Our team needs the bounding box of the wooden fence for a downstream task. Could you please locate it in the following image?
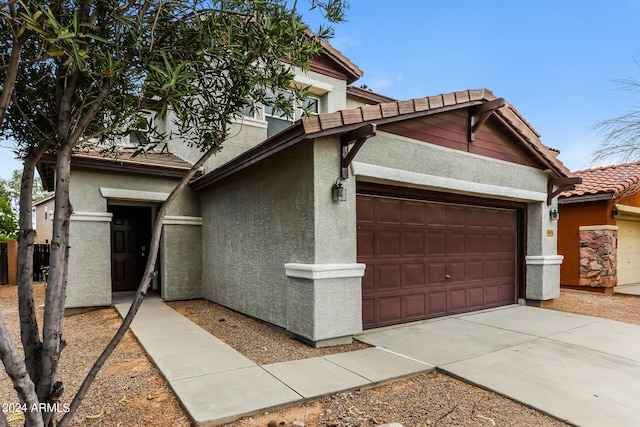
[0,243,7,285]
[0,242,51,284]
[33,244,50,282]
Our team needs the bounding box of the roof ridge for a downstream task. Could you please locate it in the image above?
[573,160,640,174]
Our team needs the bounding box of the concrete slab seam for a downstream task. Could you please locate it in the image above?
[258,366,305,400]
[374,347,437,368]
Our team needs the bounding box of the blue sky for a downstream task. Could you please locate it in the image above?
[2,1,640,180]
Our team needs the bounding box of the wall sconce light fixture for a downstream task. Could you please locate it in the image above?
[332,178,346,202]
[612,208,620,218]
[549,208,559,221]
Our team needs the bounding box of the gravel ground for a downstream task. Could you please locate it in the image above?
[1,285,639,426]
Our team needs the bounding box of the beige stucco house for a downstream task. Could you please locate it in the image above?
[32,194,55,245]
[37,43,578,346]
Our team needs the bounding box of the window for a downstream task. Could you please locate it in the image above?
[264,91,321,137]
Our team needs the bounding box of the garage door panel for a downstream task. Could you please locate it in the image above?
[404,263,425,287]
[448,288,467,311]
[403,232,425,256]
[358,194,518,329]
[377,296,402,323]
[428,292,448,316]
[378,232,401,256]
[361,268,374,291]
[468,260,483,280]
[357,230,375,257]
[404,293,426,319]
[377,198,402,223]
[447,261,466,282]
[617,219,640,285]
[356,196,375,223]
[447,233,466,255]
[377,264,402,290]
[467,286,484,309]
[485,284,500,305]
[484,259,500,279]
[362,299,375,326]
[427,233,446,254]
[428,263,446,284]
[467,234,484,254]
[427,203,447,226]
[403,201,426,225]
[447,205,467,227]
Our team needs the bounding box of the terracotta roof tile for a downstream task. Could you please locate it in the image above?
[560,161,640,198]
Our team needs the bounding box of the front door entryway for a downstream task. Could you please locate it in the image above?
[109,205,152,292]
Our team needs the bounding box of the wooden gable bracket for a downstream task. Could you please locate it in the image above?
[468,98,506,142]
[547,177,582,205]
[341,122,377,179]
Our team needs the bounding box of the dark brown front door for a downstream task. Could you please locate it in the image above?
[358,194,518,329]
[110,205,151,292]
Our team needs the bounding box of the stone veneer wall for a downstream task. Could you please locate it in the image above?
[579,226,618,288]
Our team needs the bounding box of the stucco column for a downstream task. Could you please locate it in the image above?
[526,201,563,301]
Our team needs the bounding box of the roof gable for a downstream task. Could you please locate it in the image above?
[560,161,640,200]
[301,89,571,177]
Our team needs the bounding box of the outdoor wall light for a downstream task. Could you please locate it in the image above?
[549,208,559,221]
[612,208,620,218]
[332,178,346,202]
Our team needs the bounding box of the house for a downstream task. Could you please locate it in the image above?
[37,43,578,346]
[32,193,55,244]
[558,162,640,293]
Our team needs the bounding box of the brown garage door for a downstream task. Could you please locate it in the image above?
[357,194,517,329]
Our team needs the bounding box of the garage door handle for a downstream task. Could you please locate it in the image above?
[445,274,451,279]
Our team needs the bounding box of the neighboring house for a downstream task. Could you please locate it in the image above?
[37,44,579,346]
[33,193,55,244]
[558,162,640,293]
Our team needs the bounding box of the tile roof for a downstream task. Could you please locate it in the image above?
[73,147,194,170]
[560,161,640,199]
[301,89,572,177]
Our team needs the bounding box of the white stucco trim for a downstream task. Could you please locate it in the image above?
[163,215,203,226]
[615,204,640,217]
[100,187,170,202]
[525,255,564,265]
[293,75,333,94]
[351,161,547,202]
[284,263,366,280]
[579,225,618,231]
[71,212,113,222]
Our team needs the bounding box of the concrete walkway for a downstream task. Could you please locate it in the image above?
[115,301,640,427]
[114,301,432,426]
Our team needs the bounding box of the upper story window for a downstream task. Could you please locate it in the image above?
[264,90,320,137]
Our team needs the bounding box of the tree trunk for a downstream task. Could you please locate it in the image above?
[17,144,48,390]
[0,312,43,427]
[36,143,73,423]
[57,142,221,427]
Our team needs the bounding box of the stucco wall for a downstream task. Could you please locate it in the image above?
[34,198,54,244]
[200,141,316,329]
[161,222,203,300]
[558,200,614,286]
[66,168,201,308]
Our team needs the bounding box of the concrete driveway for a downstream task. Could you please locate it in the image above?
[356,305,640,427]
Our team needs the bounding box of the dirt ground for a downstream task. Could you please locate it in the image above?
[0,285,638,426]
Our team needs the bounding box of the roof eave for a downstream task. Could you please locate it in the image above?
[557,192,614,204]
